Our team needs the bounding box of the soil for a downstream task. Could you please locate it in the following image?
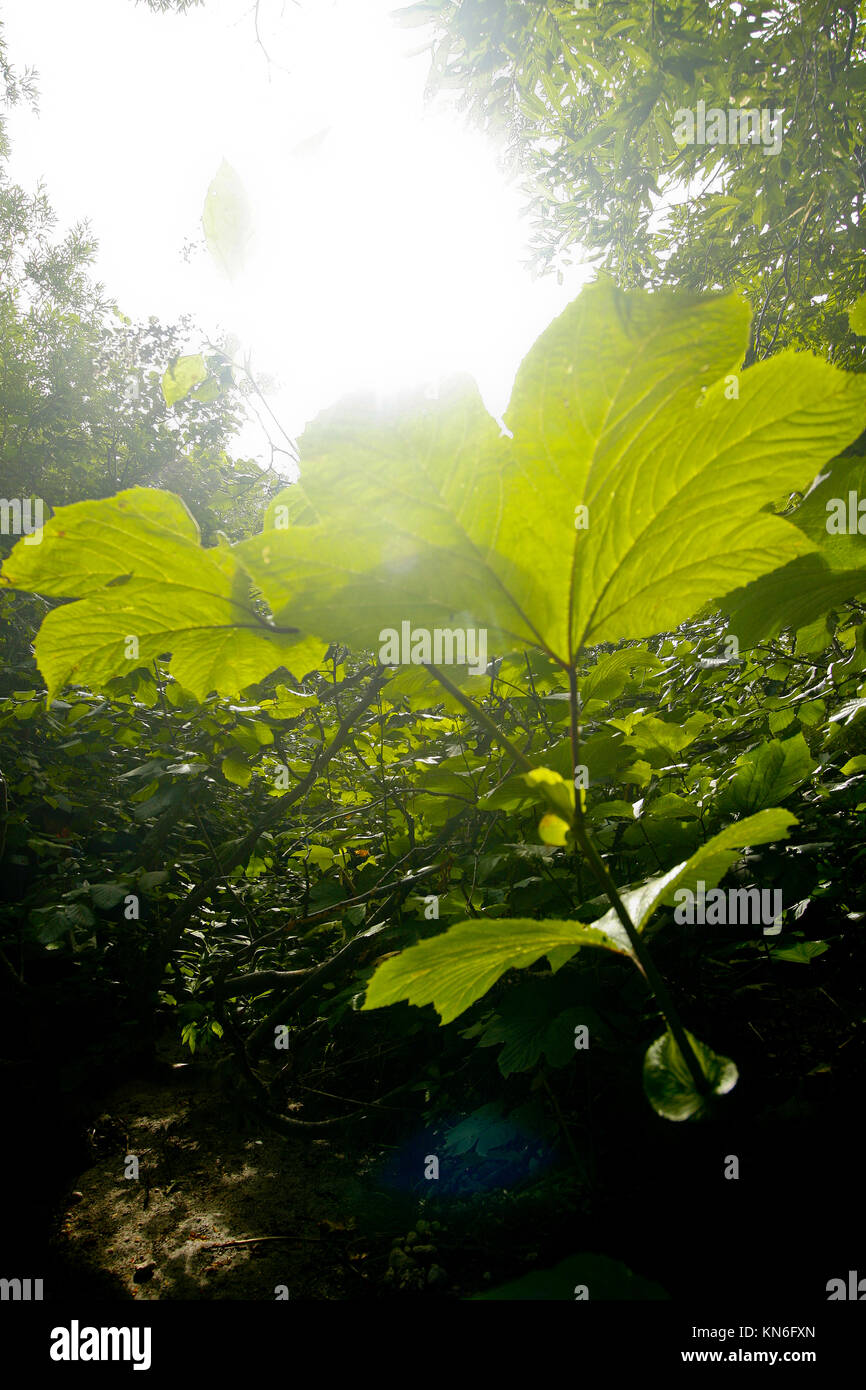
[11,926,865,1303]
[50,1059,376,1301]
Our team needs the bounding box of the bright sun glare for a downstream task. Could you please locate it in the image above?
[3,0,589,463]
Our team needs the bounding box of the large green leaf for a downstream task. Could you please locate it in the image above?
[570,808,798,963]
[0,488,324,701]
[718,453,866,644]
[362,916,633,1026]
[468,811,798,987]
[785,452,866,571]
[237,376,520,656]
[718,735,817,813]
[238,282,866,665]
[720,552,866,647]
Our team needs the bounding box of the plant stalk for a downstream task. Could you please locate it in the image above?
[426,659,710,1098]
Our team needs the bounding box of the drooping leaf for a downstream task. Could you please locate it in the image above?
[538,812,571,845]
[522,767,575,818]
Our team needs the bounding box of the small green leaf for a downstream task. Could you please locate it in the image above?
[538,812,571,845]
[89,882,129,910]
[443,1104,522,1158]
[139,870,169,890]
[294,845,336,868]
[643,1028,738,1121]
[522,766,575,818]
[192,375,222,404]
[221,754,252,787]
[29,901,95,942]
[623,715,700,762]
[268,684,320,718]
[622,759,653,787]
[849,291,866,337]
[769,708,796,734]
[161,354,207,407]
[580,646,661,702]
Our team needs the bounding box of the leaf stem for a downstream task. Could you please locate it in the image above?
[568,816,709,1097]
[425,659,710,1098]
[566,659,707,1095]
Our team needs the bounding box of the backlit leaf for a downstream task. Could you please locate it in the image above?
[0,488,324,701]
[238,282,866,666]
[362,916,633,1025]
[161,354,207,407]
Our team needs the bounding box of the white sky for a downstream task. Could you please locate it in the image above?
[2,0,589,470]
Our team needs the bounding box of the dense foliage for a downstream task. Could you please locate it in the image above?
[403,0,866,365]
